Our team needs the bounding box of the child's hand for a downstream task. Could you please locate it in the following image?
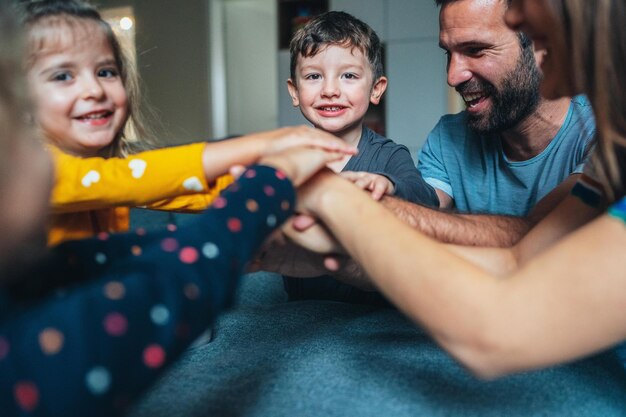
[259,126,357,156]
[258,146,342,187]
[201,127,355,182]
[340,171,394,200]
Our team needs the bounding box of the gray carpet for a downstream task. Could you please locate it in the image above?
[129,273,626,417]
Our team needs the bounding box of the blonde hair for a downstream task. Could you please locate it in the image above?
[556,0,626,200]
[19,0,156,157]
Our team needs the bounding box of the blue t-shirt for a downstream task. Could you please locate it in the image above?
[418,96,596,216]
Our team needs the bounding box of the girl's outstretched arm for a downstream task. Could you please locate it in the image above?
[50,143,216,212]
[200,125,356,180]
[50,126,355,213]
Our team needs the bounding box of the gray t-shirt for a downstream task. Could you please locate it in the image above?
[345,126,438,205]
[418,95,596,216]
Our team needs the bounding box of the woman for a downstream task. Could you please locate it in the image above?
[287,0,626,379]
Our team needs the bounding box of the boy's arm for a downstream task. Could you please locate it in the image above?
[378,146,439,206]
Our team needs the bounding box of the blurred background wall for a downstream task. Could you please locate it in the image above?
[98,0,460,160]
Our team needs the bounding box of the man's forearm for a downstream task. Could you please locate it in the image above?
[382,196,532,247]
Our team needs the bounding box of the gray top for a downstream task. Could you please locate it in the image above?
[345,126,438,206]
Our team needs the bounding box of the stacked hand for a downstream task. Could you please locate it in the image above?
[229,125,357,181]
[234,141,369,275]
[340,171,394,200]
[283,169,349,271]
[259,125,357,157]
[258,147,342,187]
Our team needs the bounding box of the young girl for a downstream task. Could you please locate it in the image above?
[0,5,342,415]
[20,0,354,246]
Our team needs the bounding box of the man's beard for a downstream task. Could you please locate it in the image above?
[459,46,542,135]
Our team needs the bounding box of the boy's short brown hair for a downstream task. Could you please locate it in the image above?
[289,11,383,83]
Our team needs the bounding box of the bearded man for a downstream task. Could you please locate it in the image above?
[384,0,596,247]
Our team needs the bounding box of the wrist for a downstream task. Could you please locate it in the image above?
[311,176,353,219]
[242,132,269,159]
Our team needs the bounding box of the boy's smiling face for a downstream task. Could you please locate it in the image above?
[288,44,387,143]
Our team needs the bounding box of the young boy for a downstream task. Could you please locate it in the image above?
[283,11,439,303]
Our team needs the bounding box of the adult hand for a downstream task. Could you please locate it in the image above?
[274,169,350,255]
[250,235,334,277]
[340,171,395,201]
[284,217,347,273]
[282,214,344,254]
[293,168,346,215]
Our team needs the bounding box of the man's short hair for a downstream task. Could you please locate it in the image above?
[289,11,384,83]
[434,0,531,49]
[434,0,513,6]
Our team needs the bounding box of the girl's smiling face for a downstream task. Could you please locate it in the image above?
[27,18,128,157]
[505,0,577,99]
